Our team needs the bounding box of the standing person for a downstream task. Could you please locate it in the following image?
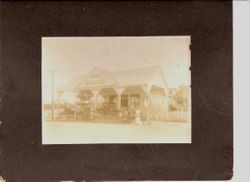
[89,103,95,121]
[123,108,128,121]
[118,107,123,120]
[143,96,150,125]
[129,104,135,121]
[135,108,142,125]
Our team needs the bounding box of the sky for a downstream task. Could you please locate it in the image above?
[42,36,191,103]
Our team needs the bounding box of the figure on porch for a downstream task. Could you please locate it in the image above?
[135,109,142,125]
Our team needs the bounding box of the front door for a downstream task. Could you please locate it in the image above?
[121,94,128,108]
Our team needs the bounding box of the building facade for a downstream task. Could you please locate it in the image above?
[57,66,169,122]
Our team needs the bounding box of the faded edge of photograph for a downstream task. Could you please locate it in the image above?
[42,36,191,144]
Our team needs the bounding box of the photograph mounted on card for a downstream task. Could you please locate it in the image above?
[42,36,191,144]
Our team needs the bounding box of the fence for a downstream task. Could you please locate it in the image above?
[44,109,189,123]
[164,111,188,122]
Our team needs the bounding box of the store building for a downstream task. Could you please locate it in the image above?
[57,66,169,122]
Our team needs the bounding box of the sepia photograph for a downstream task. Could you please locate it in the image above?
[1,0,235,180]
[42,36,191,144]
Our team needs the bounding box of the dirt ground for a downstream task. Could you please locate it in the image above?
[42,120,191,144]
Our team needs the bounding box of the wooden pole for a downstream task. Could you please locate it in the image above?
[117,94,121,111]
[51,70,54,120]
[74,92,77,120]
[91,90,99,119]
[147,95,150,123]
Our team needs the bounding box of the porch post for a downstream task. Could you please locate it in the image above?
[91,90,100,119]
[117,94,121,110]
[142,84,152,123]
[164,88,169,117]
[74,91,77,120]
[128,94,131,108]
[114,88,125,111]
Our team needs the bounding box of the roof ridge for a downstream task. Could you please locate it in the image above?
[111,65,160,73]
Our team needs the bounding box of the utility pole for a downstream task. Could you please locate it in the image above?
[49,69,56,120]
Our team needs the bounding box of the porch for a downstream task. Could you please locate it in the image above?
[53,84,168,123]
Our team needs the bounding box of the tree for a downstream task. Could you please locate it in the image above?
[174,85,188,111]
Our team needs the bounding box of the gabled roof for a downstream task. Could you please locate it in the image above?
[58,75,85,92]
[58,66,167,92]
[114,66,167,87]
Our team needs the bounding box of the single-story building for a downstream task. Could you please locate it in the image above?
[57,66,169,122]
